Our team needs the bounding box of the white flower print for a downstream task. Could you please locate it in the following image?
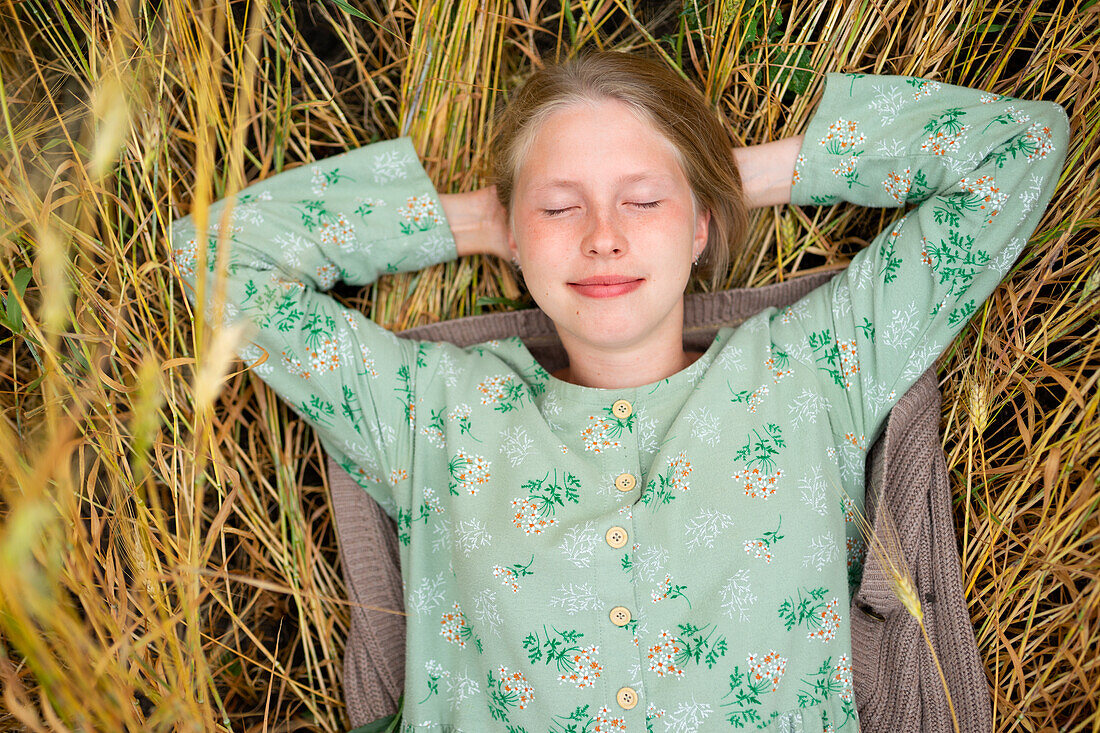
[231,190,272,225]
[831,280,853,318]
[549,583,603,616]
[635,406,659,456]
[431,518,451,554]
[418,231,452,264]
[787,388,828,428]
[684,509,735,552]
[882,302,922,350]
[446,666,480,706]
[719,344,746,372]
[803,532,840,571]
[685,406,722,447]
[559,522,601,568]
[958,174,1008,225]
[873,137,907,157]
[454,518,492,557]
[318,213,357,252]
[1018,172,1044,221]
[865,379,898,412]
[372,149,409,183]
[238,343,273,377]
[775,299,809,324]
[634,544,670,583]
[807,597,843,642]
[408,572,446,617]
[868,84,907,126]
[799,464,830,516]
[471,588,502,635]
[662,694,712,733]
[499,426,533,467]
[437,350,461,388]
[901,339,942,382]
[397,193,443,233]
[720,569,757,623]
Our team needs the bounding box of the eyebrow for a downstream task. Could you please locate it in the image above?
[532,172,673,192]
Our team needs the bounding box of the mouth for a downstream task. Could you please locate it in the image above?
[568,275,644,299]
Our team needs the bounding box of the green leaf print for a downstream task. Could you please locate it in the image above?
[240,278,303,332]
[486,667,534,723]
[806,329,859,390]
[922,107,967,137]
[879,238,903,284]
[299,394,334,425]
[492,555,534,592]
[796,656,856,730]
[674,622,727,669]
[907,168,933,201]
[522,626,585,673]
[395,364,415,424]
[922,228,990,312]
[640,451,692,509]
[720,666,766,728]
[419,660,446,704]
[744,517,784,563]
[856,317,875,342]
[776,587,829,631]
[601,403,635,439]
[549,704,624,733]
[341,385,364,434]
[734,424,784,473]
[294,199,331,232]
[396,498,439,546]
[948,298,977,327]
[651,576,692,608]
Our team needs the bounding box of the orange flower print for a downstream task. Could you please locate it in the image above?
[558,645,603,689]
[477,374,532,413]
[744,518,783,563]
[791,154,805,187]
[834,654,854,703]
[511,497,555,535]
[959,174,1007,225]
[651,574,692,607]
[844,432,867,451]
[491,556,534,593]
[732,465,783,499]
[910,78,941,100]
[315,262,339,289]
[581,416,622,453]
[919,126,967,156]
[807,597,843,642]
[592,706,626,732]
[447,450,491,495]
[308,337,340,375]
[397,194,443,234]
[747,650,788,693]
[498,666,535,709]
[819,119,866,155]
[281,350,311,380]
[842,496,857,524]
[883,167,913,204]
[440,602,472,647]
[1022,120,1057,161]
[388,468,408,487]
[837,339,859,389]
[318,213,356,252]
[647,631,685,678]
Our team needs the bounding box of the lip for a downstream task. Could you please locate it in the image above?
[568,275,644,299]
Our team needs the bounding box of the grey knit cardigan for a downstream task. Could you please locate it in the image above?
[324,270,992,732]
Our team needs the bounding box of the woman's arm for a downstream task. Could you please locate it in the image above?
[170,138,461,516]
[732,135,805,209]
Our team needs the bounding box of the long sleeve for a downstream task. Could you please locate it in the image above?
[169,138,458,515]
[773,72,1070,447]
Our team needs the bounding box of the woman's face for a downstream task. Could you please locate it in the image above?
[508,98,709,356]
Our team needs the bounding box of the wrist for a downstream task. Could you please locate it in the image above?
[440,187,508,259]
[733,135,804,209]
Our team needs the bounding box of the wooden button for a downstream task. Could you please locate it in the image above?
[611,399,633,419]
[605,526,628,548]
[609,606,632,626]
[615,473,637,492]
[616,686,638,710]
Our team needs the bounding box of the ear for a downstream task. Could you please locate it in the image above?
[507,226,520,263]
[693,207,711,261]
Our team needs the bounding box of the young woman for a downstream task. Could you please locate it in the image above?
[171,53,1068,731]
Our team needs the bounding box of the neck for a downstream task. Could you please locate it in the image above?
[551,301,701,389]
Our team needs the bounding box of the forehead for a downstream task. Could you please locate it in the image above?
[515,98,687,188]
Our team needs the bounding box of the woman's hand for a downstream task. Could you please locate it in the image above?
[732,135,804,209]
[440,186,511,260]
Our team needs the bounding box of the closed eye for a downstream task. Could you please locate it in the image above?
[543,207,574,216]
[631,201,661,209]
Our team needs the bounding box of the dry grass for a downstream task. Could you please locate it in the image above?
[0,0,1096,730]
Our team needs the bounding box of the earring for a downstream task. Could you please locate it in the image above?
[692,253,700,266]
[511,257,521,271]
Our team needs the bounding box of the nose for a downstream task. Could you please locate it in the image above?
[582,209,627,257]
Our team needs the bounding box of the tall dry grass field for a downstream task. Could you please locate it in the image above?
[0,0,1096,730]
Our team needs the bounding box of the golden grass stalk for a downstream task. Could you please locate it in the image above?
[0,0,1096,730]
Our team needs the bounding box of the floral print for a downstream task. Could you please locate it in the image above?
[168,80,1067,731]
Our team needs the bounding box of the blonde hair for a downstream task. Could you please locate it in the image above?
[489,51,749,290]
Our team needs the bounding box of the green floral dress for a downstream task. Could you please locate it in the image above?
[171,73,1067,732]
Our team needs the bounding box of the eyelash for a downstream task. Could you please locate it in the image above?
[543,201,661,216]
